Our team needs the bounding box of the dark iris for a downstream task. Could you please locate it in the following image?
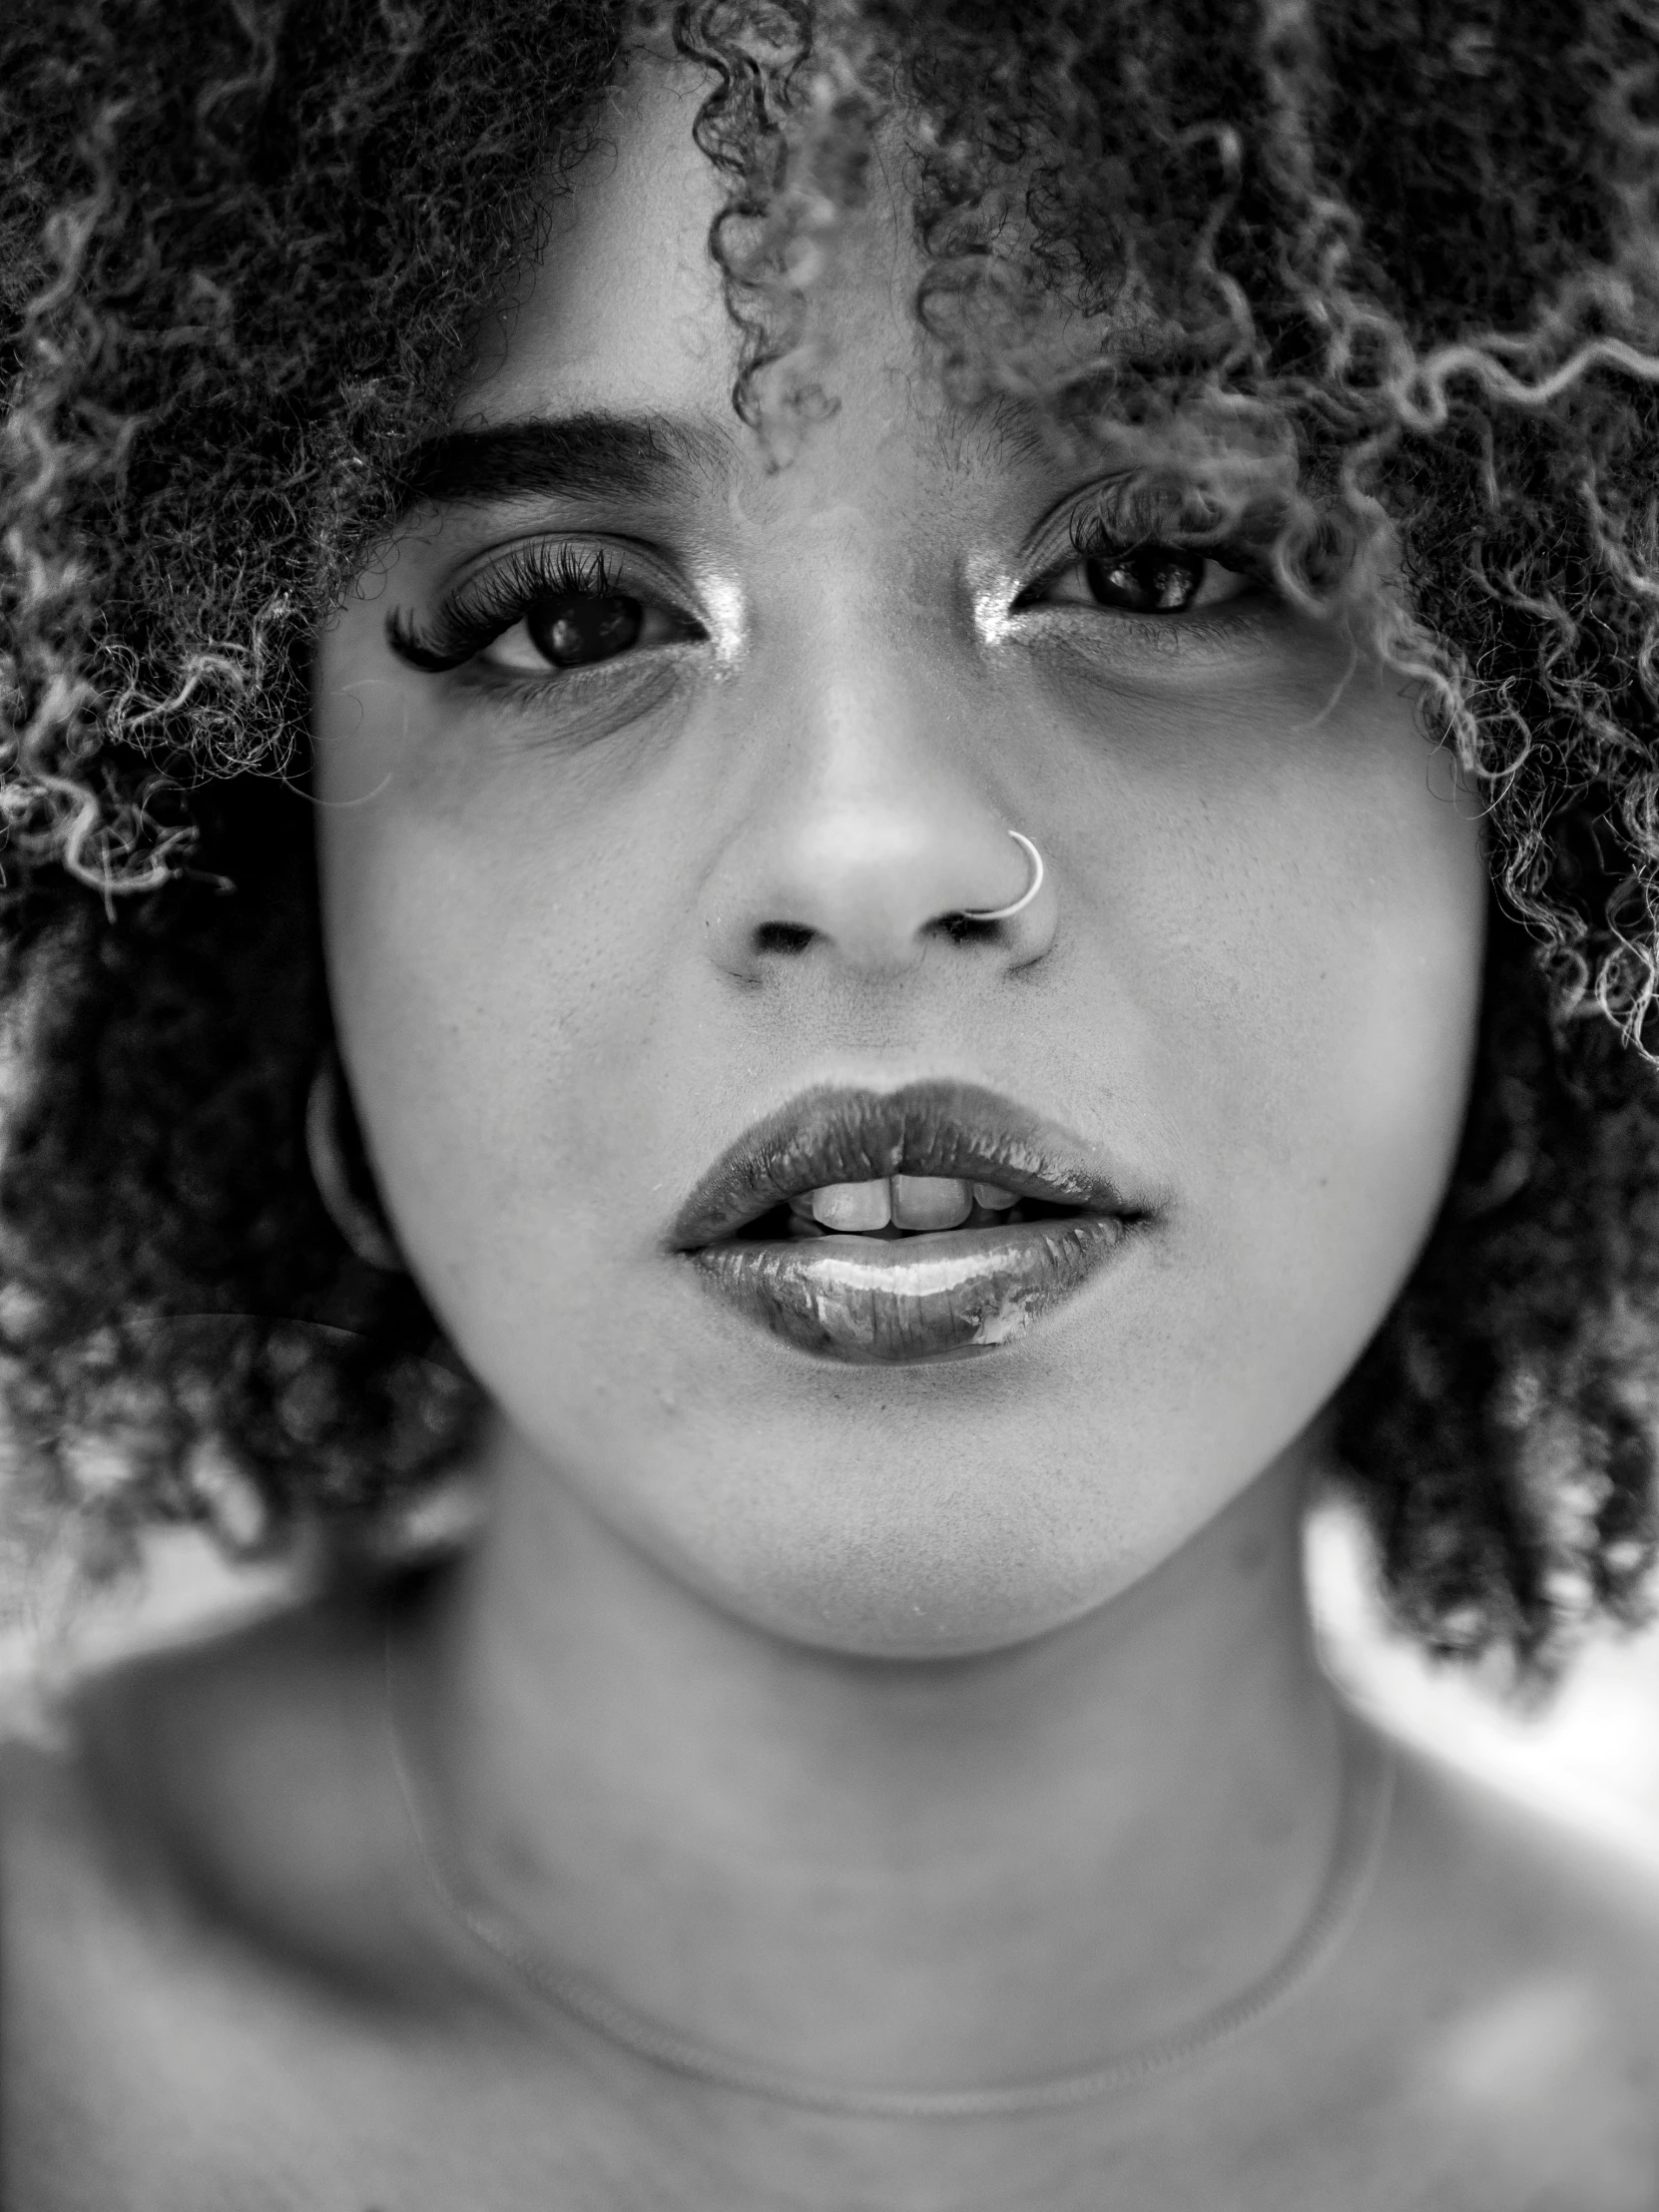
[1085,547,1207,613]
[525,590,644,669]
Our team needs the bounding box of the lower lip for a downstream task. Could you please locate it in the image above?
[686,1216,1131,1363]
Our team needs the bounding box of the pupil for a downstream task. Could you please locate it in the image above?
[1085,549,1204,613]
[526,591,644,668]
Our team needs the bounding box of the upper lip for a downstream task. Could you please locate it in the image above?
[669,1080,1154,1250]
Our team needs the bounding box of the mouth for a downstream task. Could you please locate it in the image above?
[670,1081,1156,1364]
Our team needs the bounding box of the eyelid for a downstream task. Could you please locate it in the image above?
[1019,474,1281,583]
[1004,499,1274,624]
[444,528,683,601]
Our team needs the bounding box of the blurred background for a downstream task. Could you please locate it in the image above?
[1311,1495,1659,1861]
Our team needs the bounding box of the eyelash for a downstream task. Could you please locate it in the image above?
[386,542,659,674]
[1058,509,1262,600]
[384,493,1271,685]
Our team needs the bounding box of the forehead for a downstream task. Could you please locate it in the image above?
[459,62,826,432]
[434,51,1282,542]
[451,55,1079,490]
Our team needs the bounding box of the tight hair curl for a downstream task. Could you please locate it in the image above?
[5,0,1659,1670]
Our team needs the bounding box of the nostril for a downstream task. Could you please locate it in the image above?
[933,911,1001,944]
[754,921,817,957]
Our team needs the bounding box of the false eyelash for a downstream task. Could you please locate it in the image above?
[386,542,627,673]
[1065,482,1284,577]
[1065,511,1276,603]
[1069,508,1220,566]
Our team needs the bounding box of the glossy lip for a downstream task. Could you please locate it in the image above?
[670,1080,1145,1246]
[671,1081,1158,1365]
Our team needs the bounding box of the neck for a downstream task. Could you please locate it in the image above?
[402,1425,1346,2090]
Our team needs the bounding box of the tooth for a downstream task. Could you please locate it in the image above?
[811,1179,893,1232]
[890,1175,973,1231]
[971,1182,1019,1210]
[788,1193,819,1217]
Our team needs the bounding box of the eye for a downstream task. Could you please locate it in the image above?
[386,541,702,679]
[1030,543,1256,616]
[1086,547,1249,613]
[491,588,648,674]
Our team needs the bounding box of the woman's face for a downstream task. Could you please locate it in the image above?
[311,66,1487,1657]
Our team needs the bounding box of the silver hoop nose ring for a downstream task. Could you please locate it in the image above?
[960,831,1045,923]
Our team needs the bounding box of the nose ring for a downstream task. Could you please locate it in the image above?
[960,831,1045,923]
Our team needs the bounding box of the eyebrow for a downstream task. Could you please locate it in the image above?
[978,393,1070,470]
[394,411,734,514]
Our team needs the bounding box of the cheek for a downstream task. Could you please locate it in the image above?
[311,679,683,1314]
[308,618,1489,1655]
[1132,701,1487,1405]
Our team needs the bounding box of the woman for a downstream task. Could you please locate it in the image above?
[3,0,1659,2201]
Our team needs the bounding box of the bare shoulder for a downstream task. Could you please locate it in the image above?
[0,1595,367,2000]
[1384,1727,1659,2016]
[1,1588,419,1984]
[1327,1722,1659,2210]
[0,1592,447,2209]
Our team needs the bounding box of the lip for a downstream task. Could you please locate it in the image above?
[671,1081,1155,1364]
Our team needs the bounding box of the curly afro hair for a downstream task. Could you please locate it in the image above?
[6,0,1659,1670]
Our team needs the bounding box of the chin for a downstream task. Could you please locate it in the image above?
[624,1455,1191,1662]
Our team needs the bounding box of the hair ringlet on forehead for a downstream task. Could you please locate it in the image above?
[5,0,1659,1674]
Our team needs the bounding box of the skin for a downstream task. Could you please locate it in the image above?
[321,74,1483,1661]
[4,54,1659,2212]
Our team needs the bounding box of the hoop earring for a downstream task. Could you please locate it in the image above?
[305,1049,403,1273]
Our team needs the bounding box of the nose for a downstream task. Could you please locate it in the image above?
[703,654,1057,978]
